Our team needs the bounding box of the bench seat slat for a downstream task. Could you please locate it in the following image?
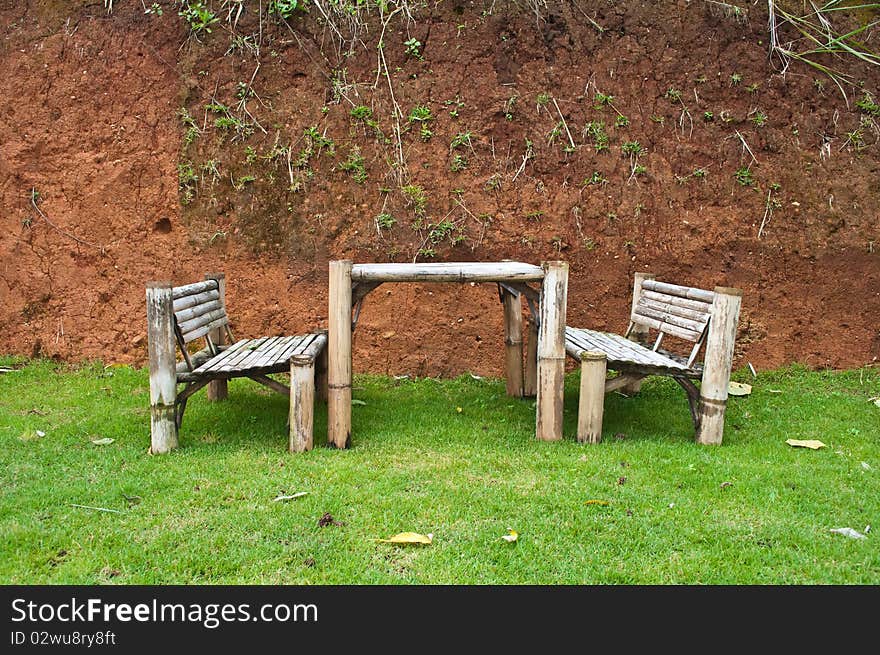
[189,334,325,377]
[565,327,690,371]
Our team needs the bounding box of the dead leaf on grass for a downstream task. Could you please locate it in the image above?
[273,492,309,502]
[786,439,826,450]
[375,531,433,545]
[720,481,733,489]
[830,527,867,539]
[318,512,344,527]
[727,381,752,396]
[501,529,518,543]
[352,399,367,406]
[584,499,610,506]
[91,437,115,445]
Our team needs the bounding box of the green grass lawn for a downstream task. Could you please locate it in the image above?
[1,356,878,584]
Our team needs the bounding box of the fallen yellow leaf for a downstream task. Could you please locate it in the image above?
[376,532,433,545]
[785,439,826,450]
[501,529,518,543]
[728,381,752,396]
[584,499,610,506]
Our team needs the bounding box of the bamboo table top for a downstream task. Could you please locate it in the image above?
[350,261,545,283]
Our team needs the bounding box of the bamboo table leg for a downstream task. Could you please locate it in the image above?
[328,260,353,448]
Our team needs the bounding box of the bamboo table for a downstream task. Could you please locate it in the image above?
[326,260,569,448]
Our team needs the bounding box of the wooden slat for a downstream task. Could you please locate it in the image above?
[638,297,710,324]
[276,334,311,362]
[172,288,220,313]
[192,339,249,374]
[215,337,273,372]
[641,279,714,303]
[252,335,298,368]
[351,261,545,283]
[301,333,328,359]
[630,314,703,342]
[642,290,711,314]
[234,336,283,371]
[182,316,229,344]
[178,308,228,336]
[174,299,223,325]
[633,303,707,333]
[172,280,217,300]
[565,327,689,370]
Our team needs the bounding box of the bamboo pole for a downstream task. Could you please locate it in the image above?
[146,282,178,454]
[623,272,655,394]
[205,272,228,401]
[535,261,568,441]
[502,289,524,397]
[524,318,538,397]
[328,260,353,448]
[695,286,742,445]
[314,330,329,403]
[577,351,606,444]
[351,261,544,282]
[289,355,316,453]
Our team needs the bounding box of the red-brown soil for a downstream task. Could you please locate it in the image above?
[1,1,879,376]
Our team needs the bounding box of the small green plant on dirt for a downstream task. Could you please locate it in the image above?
[583,121,609,153]
[350,105,385,141]
[408,105,432,123]
[536,92,551,109]
[145,3,163,16]
[692,167,709,179]
[524,210,544,221]
[650,114,665,124]
[485,173,502,192]
[621,141,643,157]
[703,111,714,122]
[179,1,219,36]
[375,212,396,230]
[730,72,743,86]
[584,171,606,186]
[244,145,258,164]
[856,92,880,118]
[735,166,754,187]
[339,147,367,183]
[178,108,201,146]
[268,0,308,20]
[746,83,760,94]
[450,154,468,172]
[419,125,433,142]
[546,122,564,146]
[230,174,256,190]
[615,115,630,128]
[751,110,768,127]
[417,247,436,258]
[593,92,614,109]
[450,131,474,151]
[404,37,422,60]
[235,82,255,101]
[177,161,198,204]
[201,159,221,184]
[664,87,683,102]
[503,95,518,120]
[401,184,427,216]
[444,96,465,118]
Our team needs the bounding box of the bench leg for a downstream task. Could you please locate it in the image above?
[315,337,329,403]
[695,287,742,445]
[577,351,606,444]
[147,282,179,454]
[502,289,524,397]
[523,319,538,397]
[289,355,316,453]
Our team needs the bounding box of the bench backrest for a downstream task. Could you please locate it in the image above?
[172,279,229,344]
[628,278,715,368]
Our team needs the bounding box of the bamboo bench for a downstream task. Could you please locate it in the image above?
[565,274,742,445]
[146,273,327,455]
